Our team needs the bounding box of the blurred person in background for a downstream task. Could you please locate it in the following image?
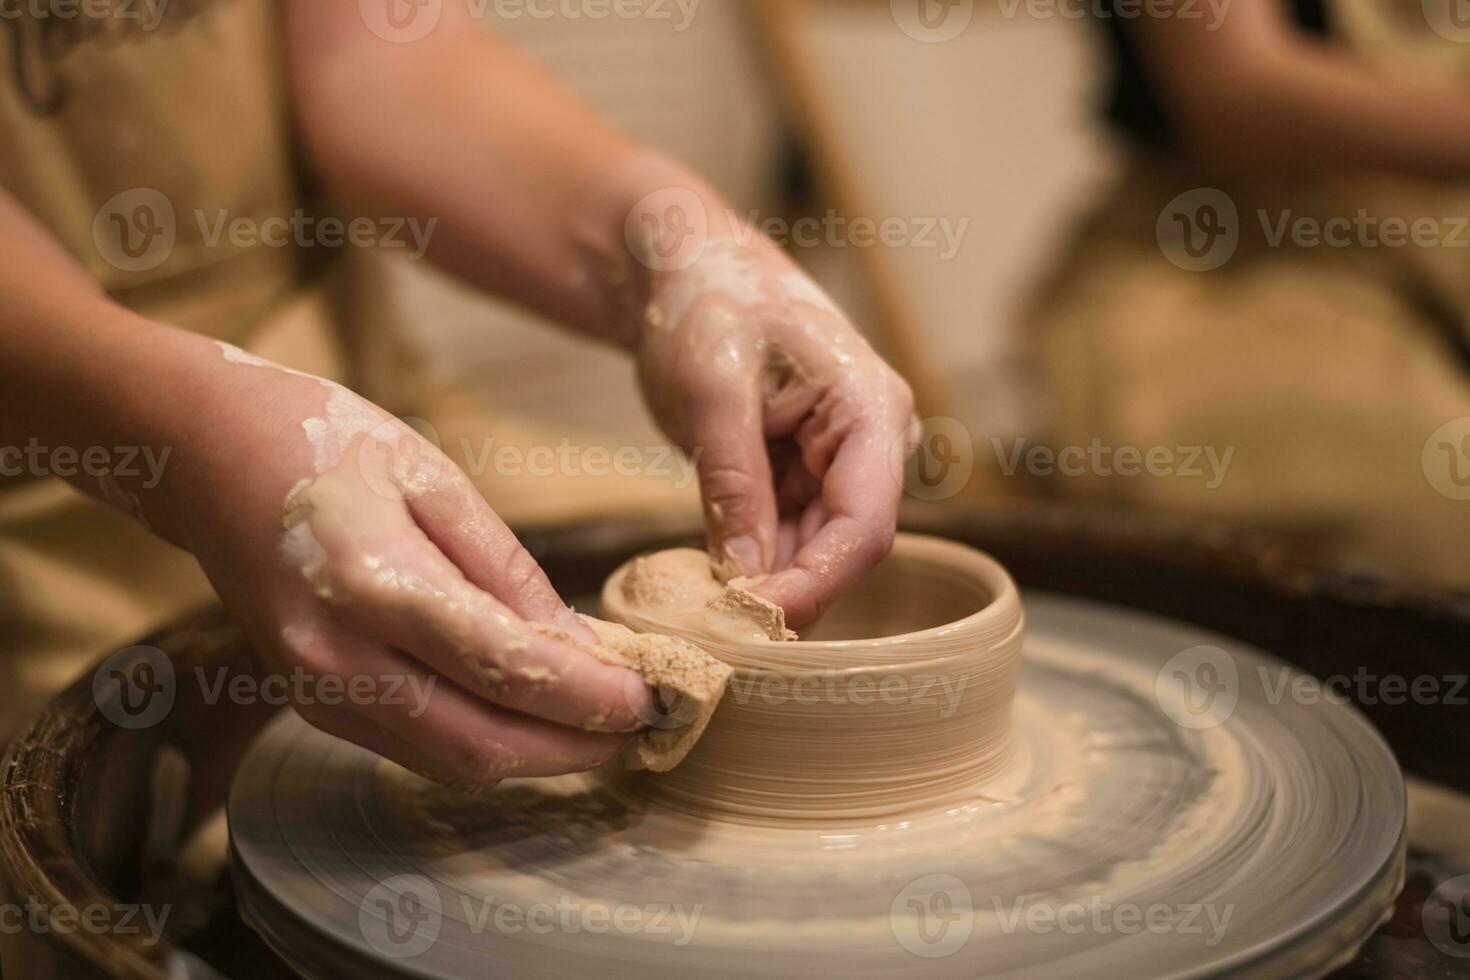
[1027,0,1470,584]
[0,0,915,783]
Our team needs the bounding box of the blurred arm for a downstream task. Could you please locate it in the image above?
[0,189,212,545]
[283,0,726,344]
[1128,0,1470,178]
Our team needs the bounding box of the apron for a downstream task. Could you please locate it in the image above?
[0,0,413,733]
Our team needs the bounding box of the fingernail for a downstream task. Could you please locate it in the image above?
[620,670,661,731]
[554,605,596,641]
[722,536,763,577]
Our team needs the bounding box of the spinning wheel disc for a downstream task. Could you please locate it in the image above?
[229,594,1404,979]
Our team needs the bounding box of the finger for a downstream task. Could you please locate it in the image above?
[315,509,654,732]
[750,424,902,626]
[388,442,596,643]
[776,456,822,519]
[688,375,780,577]
[281,621,625,791]
[798,498,829,549]
[795,388,859,482]
[763,378,821,435]
[774,520,801,569]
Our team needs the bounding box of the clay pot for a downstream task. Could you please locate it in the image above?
[602,533,1025,824]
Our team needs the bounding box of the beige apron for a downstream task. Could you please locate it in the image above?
[1027,0,1470,587]
[0,0,412,732]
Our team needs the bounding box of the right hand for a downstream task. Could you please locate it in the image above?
[170,344,655,791]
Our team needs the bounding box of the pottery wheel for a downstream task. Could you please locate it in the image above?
[228,593,1405,979]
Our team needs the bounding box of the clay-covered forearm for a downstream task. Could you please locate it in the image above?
[0,190,227,544]
[1129,0,1470,180]
[282,0,729,344]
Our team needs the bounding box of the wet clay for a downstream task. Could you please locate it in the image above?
[612,548,797,642]
[601,536,1026,824]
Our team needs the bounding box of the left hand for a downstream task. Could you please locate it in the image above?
[634,233,918,626]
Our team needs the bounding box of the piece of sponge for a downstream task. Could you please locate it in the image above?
[532,616,733,772]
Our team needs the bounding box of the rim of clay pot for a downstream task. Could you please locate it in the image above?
[602,532,1024,675]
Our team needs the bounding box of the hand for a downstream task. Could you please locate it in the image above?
[634,234,918,626]
[172,344,654,791]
